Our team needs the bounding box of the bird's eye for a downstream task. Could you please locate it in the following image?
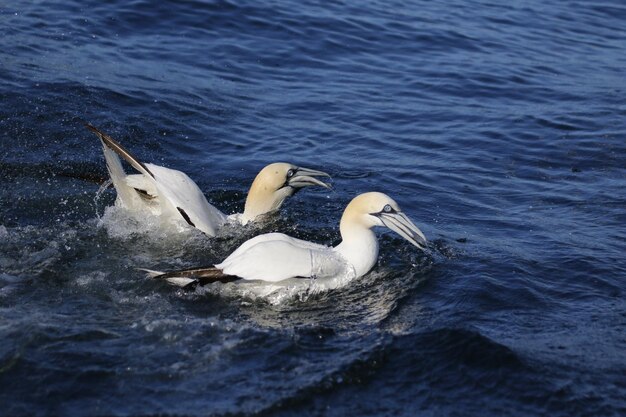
[383,204,393,213]
[286,169,295,178]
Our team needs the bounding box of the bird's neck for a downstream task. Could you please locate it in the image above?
[241,182,289,224]
[335,222,379,278]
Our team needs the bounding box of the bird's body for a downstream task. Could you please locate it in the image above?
[148,192,427,288]
[215,233,351,282]
[87,124,330,236]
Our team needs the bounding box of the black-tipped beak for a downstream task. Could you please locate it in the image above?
[287,167,332,189]
[378,212,427,250]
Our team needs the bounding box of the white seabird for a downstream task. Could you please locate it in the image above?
[86,124,331,236]
[146,192,427,288]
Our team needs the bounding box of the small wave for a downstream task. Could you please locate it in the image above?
[0,225,63,279]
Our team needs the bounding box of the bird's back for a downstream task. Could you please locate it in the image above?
[146,163,227,235]
[217,233,346,282]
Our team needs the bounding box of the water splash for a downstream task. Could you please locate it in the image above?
[93,178,113,220]
[193,264,359,306]
[96,205,191,240]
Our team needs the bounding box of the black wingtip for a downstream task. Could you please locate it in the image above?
[146,266,240,286]
[84,122,100,136]
[177,207,196,227]
[182,280,199,291]
[84,122,155,178]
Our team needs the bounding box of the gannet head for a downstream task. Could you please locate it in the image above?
[241,162,331,223]
[340,192,427,250]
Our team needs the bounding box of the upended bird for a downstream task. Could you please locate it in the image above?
[145,192,428,287]
[86,124,331,236]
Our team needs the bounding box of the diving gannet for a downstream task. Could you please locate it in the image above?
[145,192,427,287]
[86,124,331,236]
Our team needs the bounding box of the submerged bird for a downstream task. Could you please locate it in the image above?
[86,124,331,236]
[145,192,427,288]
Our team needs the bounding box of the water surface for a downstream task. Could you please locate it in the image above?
[1,1,625,416]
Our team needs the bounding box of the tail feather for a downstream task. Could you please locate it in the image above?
[139,266,240,288]
[166,277,199,288]
[137,268,165,278]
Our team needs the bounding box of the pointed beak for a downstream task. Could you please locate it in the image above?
[288,167,332,189]
[379,212,427,250]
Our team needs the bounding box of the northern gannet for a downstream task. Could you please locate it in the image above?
[146,192,427,287]
[86,124,331,236]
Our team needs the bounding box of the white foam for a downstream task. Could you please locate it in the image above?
[97,205,191,240]
[197,267,359,306]
[75,270,108,287]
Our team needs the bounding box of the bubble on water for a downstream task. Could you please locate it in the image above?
[75,271,108,287]
[94,178,113,219]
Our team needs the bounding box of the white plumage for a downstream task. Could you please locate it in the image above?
[87,124,330,236]
[150,192,428,286]
[215,233,348,282]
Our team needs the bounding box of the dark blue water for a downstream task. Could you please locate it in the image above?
[1,0,625,415]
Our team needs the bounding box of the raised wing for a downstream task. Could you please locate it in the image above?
[146,164,227,235]
[87,124,226,236]
[92,128,150,211]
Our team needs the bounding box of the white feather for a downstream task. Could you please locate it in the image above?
[101,144,145,211]
[136,268,165,278]
[125,174,158,197]
[90,126,330,237]
[216,233,348,282]
[145,163,227,235]
[211,192,427,283]
[100,148,227,235]
[165,277,197,287]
